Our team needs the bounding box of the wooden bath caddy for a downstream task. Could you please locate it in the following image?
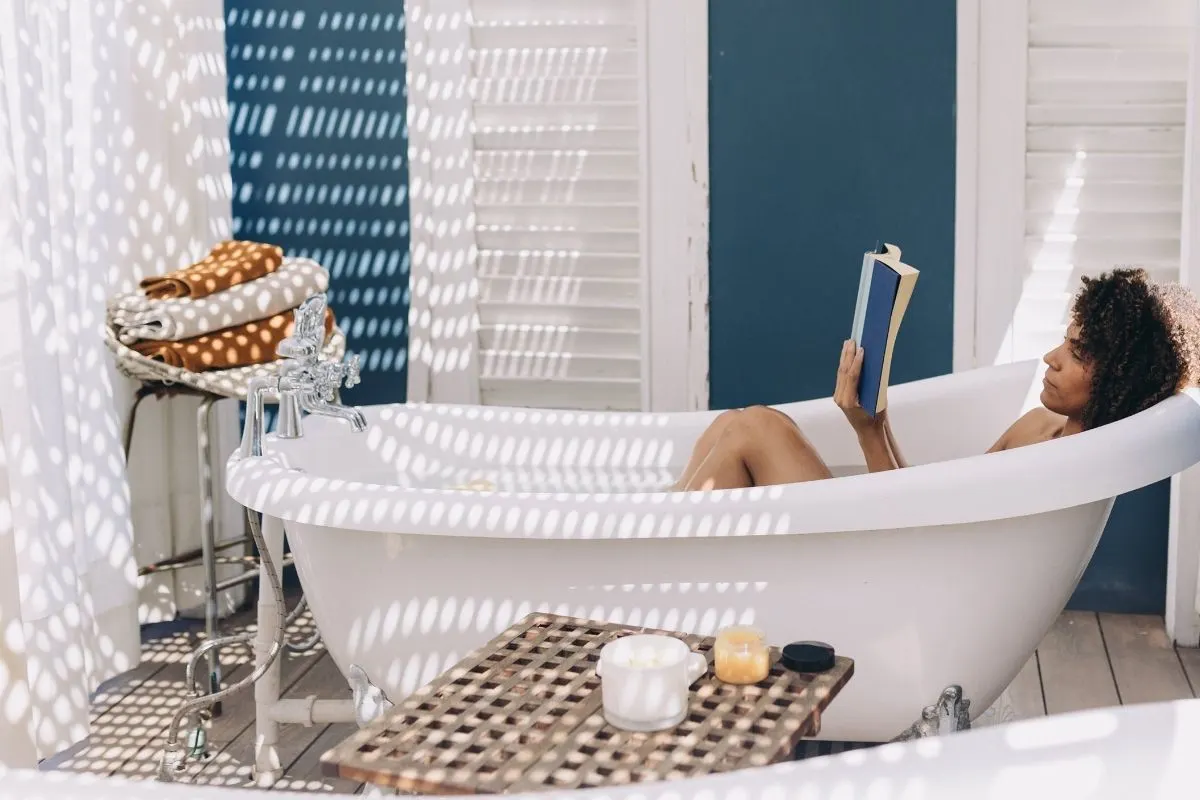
[320,613,854,795]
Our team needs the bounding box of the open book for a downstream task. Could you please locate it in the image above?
[850,243,919,417]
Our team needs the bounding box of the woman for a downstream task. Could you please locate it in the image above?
[671,267,1200,492]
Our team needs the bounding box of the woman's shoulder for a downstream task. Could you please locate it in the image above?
[1020,406,1066,430]
[989,407,1067,452]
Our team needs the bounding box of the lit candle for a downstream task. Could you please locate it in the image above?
[714,626,770,685]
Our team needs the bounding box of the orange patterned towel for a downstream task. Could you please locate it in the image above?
[138,240,285,300]
[131,307,335,372]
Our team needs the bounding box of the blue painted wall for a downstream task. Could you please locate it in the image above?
[224,1,411,407]
[706,0,1167,615]
[1069,483,1171,614]
[707,0,958,408]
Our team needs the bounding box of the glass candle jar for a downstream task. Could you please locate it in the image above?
[713,625,770,685]
[597,634,708,731]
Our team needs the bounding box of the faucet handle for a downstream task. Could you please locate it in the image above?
[312,352,362,402]
[344,352,361,389]
[276,293,328,362]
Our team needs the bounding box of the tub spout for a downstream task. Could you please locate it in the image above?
[301,396,368,432]
[276,351,365,438]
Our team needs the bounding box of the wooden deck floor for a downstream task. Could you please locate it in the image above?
[44,597,1200,794]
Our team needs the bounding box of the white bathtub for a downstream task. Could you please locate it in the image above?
[225,358,1200,774]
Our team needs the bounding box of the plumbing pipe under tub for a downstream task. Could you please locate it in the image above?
[267,698,355,726]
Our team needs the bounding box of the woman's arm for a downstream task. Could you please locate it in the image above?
[855,418,901,472]
[832,340,903,472]
[882,414,909,468]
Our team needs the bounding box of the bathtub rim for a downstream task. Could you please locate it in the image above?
[224,387,1200,540]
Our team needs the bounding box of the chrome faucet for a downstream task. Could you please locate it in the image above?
[239,292,367,459]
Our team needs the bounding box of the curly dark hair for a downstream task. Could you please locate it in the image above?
[1070,266,1200,430]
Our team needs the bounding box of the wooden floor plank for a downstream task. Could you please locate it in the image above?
[1006,653,1047,719]
[45,608,265,773]
[53,660,248,777]
[1035,611,1120,714]
[975,654,1045,728]
[38,658,175,770]
[1176,644,1200,697]
[271,721,363,795]
[1099,613,1194,705]
[191,653,350,788]
[84,659,171,720]
[75,620,223,729]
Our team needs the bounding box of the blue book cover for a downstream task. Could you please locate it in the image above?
[857,258,901,417]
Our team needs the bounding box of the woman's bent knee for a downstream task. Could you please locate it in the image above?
[701,406,803,456]
[713,408,742,426]
[734,406,830,484]
[739,404,799,433]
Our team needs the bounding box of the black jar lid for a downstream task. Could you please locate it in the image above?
[781,641,835,673]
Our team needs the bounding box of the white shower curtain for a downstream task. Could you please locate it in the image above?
[0,0,233,765]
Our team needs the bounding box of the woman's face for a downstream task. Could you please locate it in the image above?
[1041,322,1093,419]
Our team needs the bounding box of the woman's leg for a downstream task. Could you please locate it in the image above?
[670,409,743,490]
[675,406,833,491]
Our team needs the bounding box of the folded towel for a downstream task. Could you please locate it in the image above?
[130,306,336,372]
[109,257,330,344]
[137,239,284,300]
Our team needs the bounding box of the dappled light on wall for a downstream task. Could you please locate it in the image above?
[224,3,411,405]
[406,0,647,410]
[985,14,1191,384]
[402,0,480,405]
[998,149,1089,410]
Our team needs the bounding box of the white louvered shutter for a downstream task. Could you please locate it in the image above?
[468,0,645,411]
[1012,0,1194,360]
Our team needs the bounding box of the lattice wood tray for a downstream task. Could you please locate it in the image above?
[321,613,854,795]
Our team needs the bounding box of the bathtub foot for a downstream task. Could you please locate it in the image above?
[893,685,972,741]
[348,664,395,728]
[252,764,284,789]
